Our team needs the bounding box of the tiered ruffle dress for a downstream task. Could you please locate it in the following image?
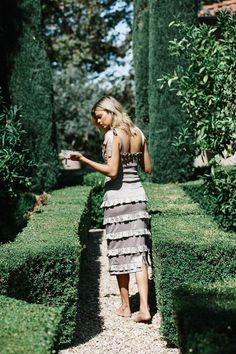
[101,128,151,275]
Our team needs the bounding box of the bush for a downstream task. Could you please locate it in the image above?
[147,182,236,346]
[83,172,104,187]
[83,172,104,229]
[0,192,36,244]
[133,0,149,137]
[0,185,91,348]
[0,94,35,243]
[8,0,59,192]
[204,167,236,232]
[0,103,32,196]
[174,281,236,354]
[148,0,197,182]
[183,167,236,232]
[161,11,236,166]
[0,295,62,354]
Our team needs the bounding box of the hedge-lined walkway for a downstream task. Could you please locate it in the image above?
[59,229,179,354]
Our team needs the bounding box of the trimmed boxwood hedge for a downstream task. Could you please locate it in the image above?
[173,281,236,354]
[0,185,91,348]
[0,295,62,354]
[83,172,104,229]
[146,182,236,346]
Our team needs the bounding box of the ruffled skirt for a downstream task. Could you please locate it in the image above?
[102,181,151,275]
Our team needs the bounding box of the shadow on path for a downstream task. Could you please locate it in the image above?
[73,229,104,345]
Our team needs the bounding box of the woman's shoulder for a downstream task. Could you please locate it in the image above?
[103,128,115,144]
[132,126,146,144]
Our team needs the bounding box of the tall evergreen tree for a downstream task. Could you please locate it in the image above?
[148,0,198,182]
[133,0,149,136]
[7,0,59,192]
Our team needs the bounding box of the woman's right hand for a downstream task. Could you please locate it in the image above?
[69,151,83,161]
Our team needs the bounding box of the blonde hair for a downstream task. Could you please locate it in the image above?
[91,96,136,136]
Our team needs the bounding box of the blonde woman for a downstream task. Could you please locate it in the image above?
[68,96,152,322]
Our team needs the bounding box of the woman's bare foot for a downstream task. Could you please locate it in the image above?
[115,305,131,318]
[133,310,151,323]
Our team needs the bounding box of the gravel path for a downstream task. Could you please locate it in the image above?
[59,230,179,354]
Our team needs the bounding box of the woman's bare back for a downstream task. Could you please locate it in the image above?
[115,128,144,154]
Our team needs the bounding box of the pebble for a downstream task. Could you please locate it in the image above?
[59,230,179,354]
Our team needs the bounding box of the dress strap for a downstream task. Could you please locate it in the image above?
[111,128,126,153]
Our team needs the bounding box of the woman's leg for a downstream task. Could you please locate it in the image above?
[116,273,131,317]
[134,264,151,322]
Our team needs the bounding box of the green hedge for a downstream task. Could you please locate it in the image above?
[146,182,236,346]
[8,0,59,192]
[0,295,62,354]
[0,192,36,243]
[173,281,236,354]
[0,185,91,348]
[183,167,236,232]
[83,172,104,229]
[148,0,197,182]
[133,0,149,136]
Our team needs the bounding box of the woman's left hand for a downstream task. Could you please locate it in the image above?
[69,151,83,161]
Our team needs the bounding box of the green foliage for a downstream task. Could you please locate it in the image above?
[42,0,132,72]
[0,103,32,196]
[83,172,104,228]
[183,168,236,232]
[8,0,59,192]
[161,12,236,166]
[0,92,35,243]
[133,0,149,136]
[147,182,236,345]
[83,172,105,187]
[148,0,197,183]
[0,185,91,347]
[204,167,236,231]
[174,281,236,354]
[53,66,106,159]
[0,295,62,354]
[0,192,36,244]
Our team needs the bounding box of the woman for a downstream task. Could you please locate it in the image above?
[68,96,152,322]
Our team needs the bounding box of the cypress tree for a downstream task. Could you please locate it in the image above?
[8,0,58,192]
[148,0,198,182]
[133,0,149,137]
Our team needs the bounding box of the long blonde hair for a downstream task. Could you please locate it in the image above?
[91,96,136,136]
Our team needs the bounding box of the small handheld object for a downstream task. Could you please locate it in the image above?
[61,150,71,165]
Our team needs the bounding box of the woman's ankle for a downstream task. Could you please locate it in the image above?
[139,305,150,314]
[121,303,131,311]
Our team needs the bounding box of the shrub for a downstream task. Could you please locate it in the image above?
[0,192,36,244]
[174,281,236,354]
[183,167,236,232]
[147,182,236,346]
[0,103,32,196]
[8,0,59,192]
[83,172,104,229]
[0,295,62,354]
[161,11,236,166]
[148,0,197,183]
[0,93,35,243]
[204,167,236,232]
[133,0,149,137]
[0,185,91,348]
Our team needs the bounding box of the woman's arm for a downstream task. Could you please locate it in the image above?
[140,141,152,174]
[69,136,121,179]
